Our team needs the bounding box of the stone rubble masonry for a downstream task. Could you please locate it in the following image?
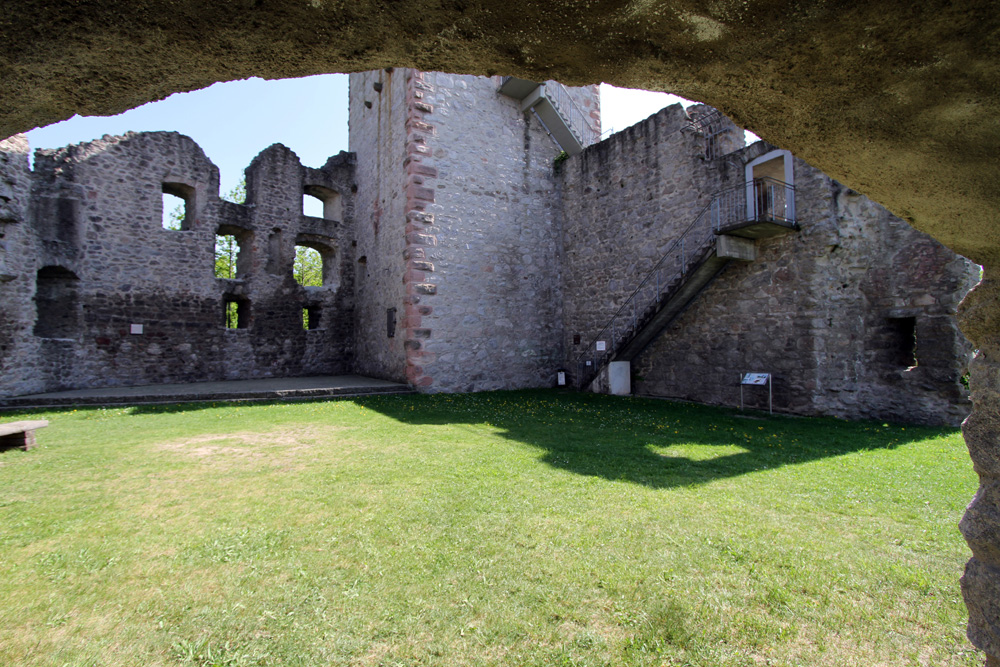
[0,132,355,397]
[0,71,976,429]
[348,69,410,384]
[348,71,583,392]
[559,104,977,426]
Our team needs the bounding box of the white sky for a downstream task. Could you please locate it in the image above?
[24,75,757,200]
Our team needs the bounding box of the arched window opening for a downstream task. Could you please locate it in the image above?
[224,297,249,329]
[34,266,79,338]
[162,182,195,230]
[303,185,343,222]
[215,225,252,279]
[294,236,338,288]
[294,246,323,287]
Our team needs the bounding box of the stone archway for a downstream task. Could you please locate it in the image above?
[2,1,998,662]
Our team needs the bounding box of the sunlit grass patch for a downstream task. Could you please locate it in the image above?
[0,390,981,666]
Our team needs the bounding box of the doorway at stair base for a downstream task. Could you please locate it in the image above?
[609,361,631,395]
[745,149,794,222]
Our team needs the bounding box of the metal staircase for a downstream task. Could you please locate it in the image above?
[574,177,798,390]
[498,77,595,155]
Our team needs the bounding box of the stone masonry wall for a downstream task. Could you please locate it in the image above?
[560,108,975,425]
[349,70,600,392]
[617,145,975,424]
[349,69,411,384]
[0,132,355,398]
[0,135,39,398]
[559,104,746,371]
[406,72,579,391]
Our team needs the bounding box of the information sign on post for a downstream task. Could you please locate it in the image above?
[740,372,772,414]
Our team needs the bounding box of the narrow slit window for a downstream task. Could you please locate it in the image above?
[224,298,249,329]
[303,306,321,330]
[215,226,251,279]
[887,316,917,368]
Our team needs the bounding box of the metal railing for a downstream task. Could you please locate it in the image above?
[542,81,596,147]
[573,178,795,388]
[748,177,795,224]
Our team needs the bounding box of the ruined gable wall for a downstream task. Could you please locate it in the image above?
[559,105,746,374]
[630,152,976,425]
[0,132,355,398]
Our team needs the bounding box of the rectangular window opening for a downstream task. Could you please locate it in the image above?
[225,299,248,329]
[162,182,194,230]
[215,234,238,278]
[303,306,321,330]
[162,192,186,230]
[888,316,917,368]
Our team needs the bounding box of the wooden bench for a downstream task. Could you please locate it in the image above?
[0,420,49,451]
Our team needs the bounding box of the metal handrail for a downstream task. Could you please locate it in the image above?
[543,81,597,147]
[573,178,795,387]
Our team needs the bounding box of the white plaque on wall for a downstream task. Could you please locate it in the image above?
[596,341,606,351]
[130,324,144,335]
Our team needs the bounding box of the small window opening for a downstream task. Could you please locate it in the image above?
[224,298,249,329]
[215,226,251,279]
[303,305,321,330]
[34,266,79,338]
[162,182,195,230]
[303,193,325,218]
[303,185,343,221]
[387,307,397,338]
[887,317,917,368]
[294,246,324,287]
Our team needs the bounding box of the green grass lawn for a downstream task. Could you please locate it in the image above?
[0,390,981,666]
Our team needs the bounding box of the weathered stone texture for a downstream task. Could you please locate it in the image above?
[350,71,588,391]
[349,69,411,384]
[559,107,976,425]
[559,105,745,362]
[0,132,355,397]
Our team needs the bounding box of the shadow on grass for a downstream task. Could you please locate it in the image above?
[4,389,951,490]
[356,389,950,489]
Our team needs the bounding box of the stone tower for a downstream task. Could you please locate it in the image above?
[348,70,601,391]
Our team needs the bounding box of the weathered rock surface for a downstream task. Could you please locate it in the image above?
[2,0,998,265]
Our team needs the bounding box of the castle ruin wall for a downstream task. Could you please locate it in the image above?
[0,132,356,398]
[558,107,976,425]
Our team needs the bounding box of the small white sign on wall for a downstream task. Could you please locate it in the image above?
[130,324,144,335]
[742,372,769,386]
[596,340,606,351]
